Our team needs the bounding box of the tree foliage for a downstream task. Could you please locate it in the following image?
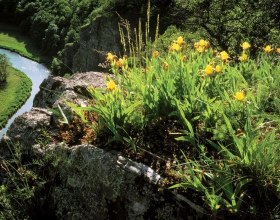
[172,0,280,54]
[0,54,9,84]
[0,0,278,74]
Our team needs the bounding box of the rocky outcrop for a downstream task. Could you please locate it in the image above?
[2,71,199,219]
[6,108,52,154]
[63,2,174,73]
[6,71,110,152]
[51,144,190,220]
[34,72,108,109]
[71,14,122,72]
[3,108,196,219]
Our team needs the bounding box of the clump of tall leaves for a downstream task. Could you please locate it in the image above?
[70,38,280,217]
[0,139,60,219]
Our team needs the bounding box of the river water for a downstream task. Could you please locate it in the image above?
[0,49,50,138]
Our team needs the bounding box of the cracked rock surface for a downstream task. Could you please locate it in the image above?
[33,72,108,109]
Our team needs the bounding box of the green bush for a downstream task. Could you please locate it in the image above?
[0,54,9,83]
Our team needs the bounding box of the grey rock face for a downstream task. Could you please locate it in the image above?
[34,72,107,109]
[6,71,109,150]
[51,144,187,220]
[72,14,122,72]
[6,108,52,153]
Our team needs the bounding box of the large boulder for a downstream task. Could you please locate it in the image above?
[48,144,194,220]
[5,72,109,151]
[34,72,107,109]
[6,108,52,154]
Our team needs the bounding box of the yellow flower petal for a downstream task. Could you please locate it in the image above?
[116,58,125,68]
[199,39,207,47]
[220,51,230,61]
[215,65,222,73]
[194,39,210,52]
[205,65,214,75]
[197,46,204,53]
[241,42,251,50]
[170,43,181,52]
[107,80,116,91]
[152,50,159,58]
[239,53,248,62]
[107,52,115,62]
[264,45,273,53]
[234,91,246,101]
[176,36,185,46]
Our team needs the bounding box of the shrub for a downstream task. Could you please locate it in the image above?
[0,54,9,84]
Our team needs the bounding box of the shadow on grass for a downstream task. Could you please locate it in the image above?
[0,82,7,90]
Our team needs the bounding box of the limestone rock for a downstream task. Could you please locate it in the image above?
[50,144,190,220]
[34,72,108,109]
[72,14,122,72]
[6,108,52,153]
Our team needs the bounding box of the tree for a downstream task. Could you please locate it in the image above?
[172,0,280,54]
[0,54,9,84]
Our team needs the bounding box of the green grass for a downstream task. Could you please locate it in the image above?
[0,65,32,128]
[0,23,49,63]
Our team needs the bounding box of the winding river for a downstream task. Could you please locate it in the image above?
[0,49,50,139]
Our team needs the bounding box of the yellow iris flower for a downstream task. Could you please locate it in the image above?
[152,51,159,58]
[234,91,246,101]
[241,42,251,50]
[205,65,213,75]
[107,80,116,91]
[239,53,248,62]
[107,52,115,62]
[264,45,273,53]
[176,36,185,46]
[215,65,222,73]
[220,51,230,61]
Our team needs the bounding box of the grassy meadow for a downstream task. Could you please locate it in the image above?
[0,66,32,128]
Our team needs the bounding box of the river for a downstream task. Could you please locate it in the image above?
[0,49,50,139]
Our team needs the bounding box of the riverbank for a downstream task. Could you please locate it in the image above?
[0,65,32,128]
[0,22,51,132]
[0,23,50,64]
[0,48,50,137]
